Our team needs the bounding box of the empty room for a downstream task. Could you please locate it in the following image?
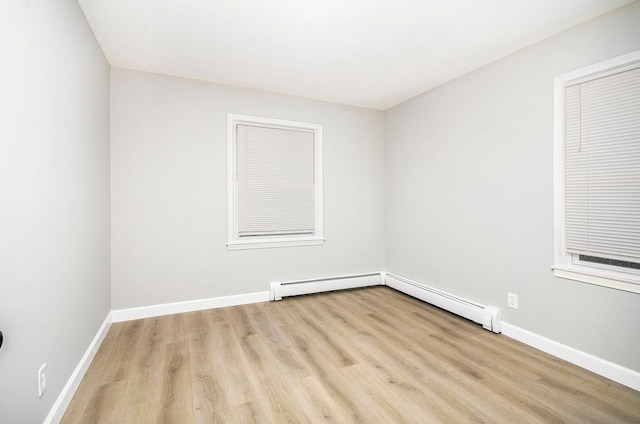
[1,0,640,423]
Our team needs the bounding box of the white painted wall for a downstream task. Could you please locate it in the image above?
[385,2,640,371]
[0,1,111,423]
[110,69,385,309]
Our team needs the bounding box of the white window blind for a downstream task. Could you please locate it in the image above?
[236,124,316,238]
[564,66,640,263]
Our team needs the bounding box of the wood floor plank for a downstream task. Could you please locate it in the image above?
[77,380,128,424]
[248,309,312,380]
[189,317,231,424]
[236,334,312,423]
[158,341,195,424]
[61,286,640,424]
[121,317,165,409]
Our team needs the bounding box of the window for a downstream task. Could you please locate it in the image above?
[553,50,640,293]
[227,114,323,250]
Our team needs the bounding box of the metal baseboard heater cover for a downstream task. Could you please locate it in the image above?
[270,272,502,333]
[270,273,383,301]
[384,273,501,333]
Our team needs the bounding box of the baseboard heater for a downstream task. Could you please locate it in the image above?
[270,273,383,301]
[385,273,502,333]
[270,272,501,333]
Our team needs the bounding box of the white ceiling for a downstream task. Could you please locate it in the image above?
[78,0,633,110]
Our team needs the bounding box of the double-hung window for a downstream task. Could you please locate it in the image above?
[227,114,323,250]
[553,50,640,293]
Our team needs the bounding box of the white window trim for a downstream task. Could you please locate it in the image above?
[227,114,324,250]
[552,50,640,294]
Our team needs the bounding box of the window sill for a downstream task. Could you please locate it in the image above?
[227,237,325,251]
[552,266,640,294]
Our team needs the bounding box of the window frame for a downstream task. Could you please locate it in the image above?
[552,50,640,294]
[227,114,324,250]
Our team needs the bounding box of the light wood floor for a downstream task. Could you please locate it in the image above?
[61,286,640,423]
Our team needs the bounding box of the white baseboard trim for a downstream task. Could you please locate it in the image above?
[44,313,112,424]
[270,272,383,300]
[111,291,271,322]
[502,322,640,392]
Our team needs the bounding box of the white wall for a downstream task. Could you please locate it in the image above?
[385,2,640,371]
[0,1,111,423]
[110,68,385,309]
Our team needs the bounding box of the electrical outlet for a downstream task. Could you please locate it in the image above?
[38,363,47,397]
[507,292,519,310]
